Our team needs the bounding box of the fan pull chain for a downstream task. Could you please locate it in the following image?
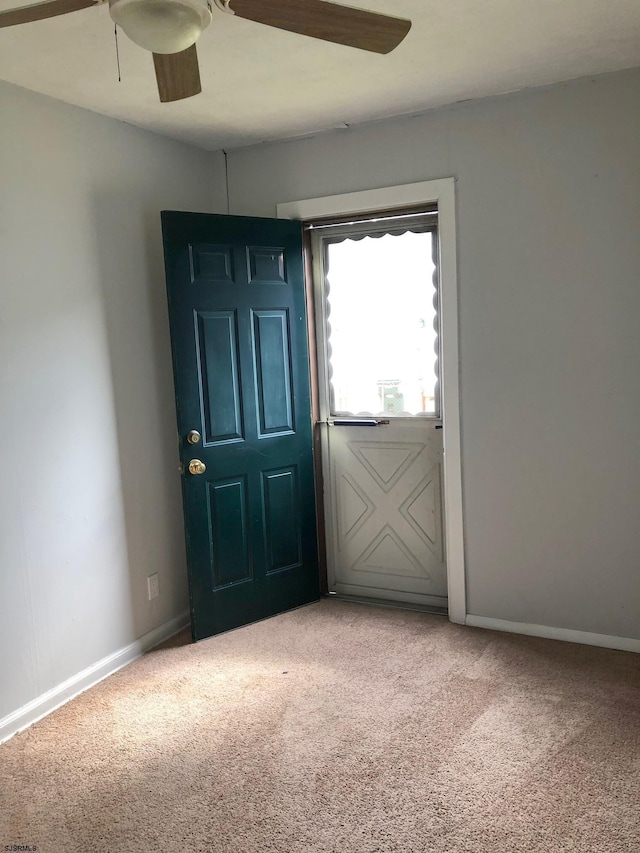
[114,24,122,82]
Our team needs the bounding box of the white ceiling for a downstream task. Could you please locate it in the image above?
[0,0,639,150]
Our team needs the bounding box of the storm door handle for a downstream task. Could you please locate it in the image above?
[328,418,390,427]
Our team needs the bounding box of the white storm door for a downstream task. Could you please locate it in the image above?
[312,215,448,610]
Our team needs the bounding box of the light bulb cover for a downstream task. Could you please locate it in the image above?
[109,0,212,54]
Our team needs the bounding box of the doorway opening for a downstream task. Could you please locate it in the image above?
[278,179,466,625]
[308,209,447,611]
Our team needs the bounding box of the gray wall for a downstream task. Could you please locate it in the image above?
[0,81,225,722]
[225,68,640,639]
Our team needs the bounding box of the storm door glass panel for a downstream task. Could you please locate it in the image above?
[324,229,438,417]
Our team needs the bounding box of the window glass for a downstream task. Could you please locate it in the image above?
[324,229,438,417]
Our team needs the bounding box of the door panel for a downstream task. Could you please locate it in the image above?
[196,310,244,443]
[208,477,251,588]
[262,466,301,572]
[327,419,447,607]
[162,212,319,640]
[251,309,294,435]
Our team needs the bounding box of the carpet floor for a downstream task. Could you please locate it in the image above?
[2,599,640,852]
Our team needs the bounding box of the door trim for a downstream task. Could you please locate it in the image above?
[277,179,466,625]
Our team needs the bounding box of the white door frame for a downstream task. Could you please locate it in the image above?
[277,179,466,625]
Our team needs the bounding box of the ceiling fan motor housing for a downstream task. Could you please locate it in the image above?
[109,0,212,54]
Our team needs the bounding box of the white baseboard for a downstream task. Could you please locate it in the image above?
[0,611,190,745]
[465,614,640,654]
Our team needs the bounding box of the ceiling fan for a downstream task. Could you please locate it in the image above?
[0,0,411,102]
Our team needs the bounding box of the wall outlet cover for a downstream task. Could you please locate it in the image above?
[147,573,160,600]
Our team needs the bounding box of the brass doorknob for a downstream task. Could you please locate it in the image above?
[188,459,206,476]
[187,430,201,445]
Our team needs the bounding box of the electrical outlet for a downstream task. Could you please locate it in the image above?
[147,573,160,601]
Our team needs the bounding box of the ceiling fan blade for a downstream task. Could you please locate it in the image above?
[0,0,95,28]
[228,0,411,54]
[153,45,202,103]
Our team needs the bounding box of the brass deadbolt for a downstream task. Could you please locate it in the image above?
[187,430,201,445]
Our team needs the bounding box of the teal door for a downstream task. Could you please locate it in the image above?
[161,212,319,641]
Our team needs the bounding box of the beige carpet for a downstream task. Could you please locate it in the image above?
[2,599,640,852]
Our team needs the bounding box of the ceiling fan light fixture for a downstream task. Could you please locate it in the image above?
[109,0,212,54]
